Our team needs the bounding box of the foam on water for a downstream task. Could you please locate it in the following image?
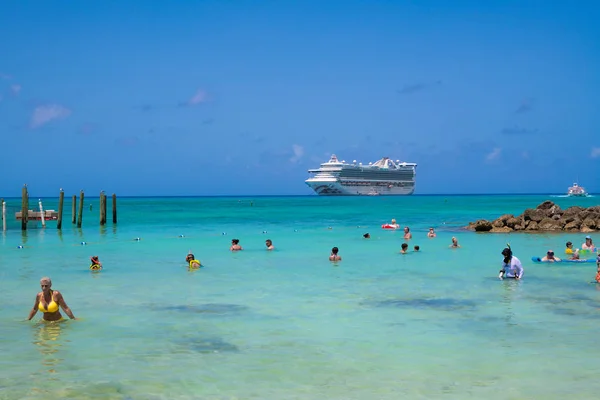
[1,195,600,399]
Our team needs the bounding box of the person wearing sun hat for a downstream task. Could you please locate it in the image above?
[582,236,596,252]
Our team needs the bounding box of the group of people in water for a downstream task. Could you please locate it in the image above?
[26,219,599,322]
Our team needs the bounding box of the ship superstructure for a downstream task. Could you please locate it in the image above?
[305,154,417,196]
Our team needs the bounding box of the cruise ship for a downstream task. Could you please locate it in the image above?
[305,154,417,196]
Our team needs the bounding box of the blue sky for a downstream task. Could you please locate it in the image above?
[1,0,599,196]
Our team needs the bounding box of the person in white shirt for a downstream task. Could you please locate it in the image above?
[499,247,523,280]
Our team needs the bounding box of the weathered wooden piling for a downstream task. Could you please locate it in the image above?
[72,195,77,224]
[1,198,6,232]
[112,194,117,224]
[57,190,65,229]
[77,190,84,228]
[21,185,28,231]
[99,192,107,225]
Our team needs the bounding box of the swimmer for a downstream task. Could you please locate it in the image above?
[185,253,201,269]
[427,227,436,238]
[499,246,523,280]
[400,243,408,254]
[541,250,561,262]
[565,241,573,255]
[569,249,580,260]
[363,233,370,239]
[329,247,342,261]
[27,277,76,322]
[449,237,460,248]
[414,245,420,252]
[230,239,243,251]
[265,239,274,250]
[596,255,600,282]
[582,236,596,251]
[403,227,412,240]
[89,255,102,270]
[390,219,400,229]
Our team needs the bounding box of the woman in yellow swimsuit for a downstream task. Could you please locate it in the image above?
[27,277,76,322]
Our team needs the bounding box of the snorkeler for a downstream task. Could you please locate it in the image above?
[27,277,76,322]
[499,246,523,280]
[185,253,201,269]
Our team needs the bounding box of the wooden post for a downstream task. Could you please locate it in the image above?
[77,190,84,228]
[103,193,107,224]
[2,199,6,232]
[57,190,65,230]
[72,195,77,224]
[21,185,28,231]
[112,194,117,224]
[99,192,106,225]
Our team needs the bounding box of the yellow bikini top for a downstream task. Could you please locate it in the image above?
[188,259,201,268]
[38,291,59,313]
[90,263,101,270]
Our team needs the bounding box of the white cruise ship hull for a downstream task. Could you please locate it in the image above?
[305,154,417,196]
[305,179,415,196]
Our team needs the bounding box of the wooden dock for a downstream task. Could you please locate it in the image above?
[16,210,59,221]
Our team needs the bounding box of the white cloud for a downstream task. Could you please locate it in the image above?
[30,104,72,129]
[11,84,21,95]
[290,144,304,163]
[486,147,502,161]
[187,89,207,105]
[591,147,600,158]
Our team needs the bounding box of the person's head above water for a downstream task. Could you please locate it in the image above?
[231,239,240,245]
[186,253,195,261]
[566,241,573,248]
[90,255,99,263]
[502,247,512,263]
[40,277,52,291]
[363,233,370,238]
[547,250,555,258]
[401,243,408,250]
[331,247,339,254]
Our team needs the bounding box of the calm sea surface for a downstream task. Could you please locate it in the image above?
[1,195,600,399]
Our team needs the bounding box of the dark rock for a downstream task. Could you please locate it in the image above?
[490,226,513,233]
[467,200,600,233]
[506,217,521,228]
[525,221,538,230]
[564,221,580,231]
[538,218,564,231]
[536,200,556,210]
[523,208,546,222]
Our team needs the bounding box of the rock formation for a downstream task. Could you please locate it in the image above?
[466,201,600,233]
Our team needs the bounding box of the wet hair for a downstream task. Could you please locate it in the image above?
[502,247,513,263]
[265,239,272,245]
[331,247,339,254]
[566,242,572,247]
[232,239,240,244]
[414,245,420,251]
[187,253,194,259]
[401,243,408,250]
[363,233,370,238]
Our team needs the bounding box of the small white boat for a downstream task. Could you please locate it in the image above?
[567,183,589,197]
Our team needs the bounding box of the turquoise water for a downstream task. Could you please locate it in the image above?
[1,195,600,399]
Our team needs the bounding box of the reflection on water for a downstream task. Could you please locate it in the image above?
[32,320,67,375]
